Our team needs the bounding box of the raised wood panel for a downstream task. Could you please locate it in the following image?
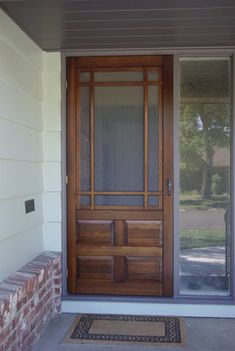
[76,279,162,296]
[77,210,163,221]
[125,220,162,247]
[77,257,113,281]
[77,245,162,257]
[126,257,162,282]
[77,220,114,245]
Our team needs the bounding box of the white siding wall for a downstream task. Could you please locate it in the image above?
[43,53,62,252]
[0,10,44,280]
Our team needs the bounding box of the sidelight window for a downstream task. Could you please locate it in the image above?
[179,57,232,296]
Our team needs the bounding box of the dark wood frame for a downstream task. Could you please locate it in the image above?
[67,55,173,296]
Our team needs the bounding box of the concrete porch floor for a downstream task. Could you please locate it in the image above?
[31,313,235,351]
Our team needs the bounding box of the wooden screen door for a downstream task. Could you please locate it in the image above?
[67,56,173,296]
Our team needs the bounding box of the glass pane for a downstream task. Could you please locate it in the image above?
[179,57,231,296]
[148,86,159,191]
[148,196,159,207]
[95,71,143,82]
[80,196,90,207]
[95,86,144,192]
[148,70,159,81]
[80,71,90,82]
[95,195,143,206]
[80,87,90,191]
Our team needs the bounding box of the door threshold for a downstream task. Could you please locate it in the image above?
[61,299,235,318]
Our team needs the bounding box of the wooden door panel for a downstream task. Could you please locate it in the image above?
[125,220,162,246]
[77,220,114,245]
[77,257,113,281]
[76,218,164,295]
[126,257,162,282]
[67,55,173,296]
[77,244,162,257]
[76,280,163,296]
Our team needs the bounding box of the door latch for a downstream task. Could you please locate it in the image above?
[167,177,172,195]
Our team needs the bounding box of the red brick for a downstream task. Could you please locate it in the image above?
[29,299,35,310]
[54,287,61,295]
[17,296,28,311]
[0,325,10,340]
[38,286,47,301]
[35,301,43,314]
[23,305,29,318]
[53,278,61,285]
[11,314,20,329]
[9,343,20,351]
[4,329,17,350]
[0,253,61,350]
[53,268,62,276]
[46,281,52,290]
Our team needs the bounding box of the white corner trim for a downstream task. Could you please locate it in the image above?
[62,300,235,318]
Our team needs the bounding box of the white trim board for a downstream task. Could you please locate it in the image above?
[62,300,235,318]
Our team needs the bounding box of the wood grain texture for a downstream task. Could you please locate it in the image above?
[76,279,163,296]
[162,55,173,296]
[77,257,113,281]
[126,257,162,282]
[77,245,162,257]
[77,220,114,245]
[126,221,162,247]
[67,55,173,296]
[77,210,163,221]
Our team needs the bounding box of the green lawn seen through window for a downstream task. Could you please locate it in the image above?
[181,229,225,250]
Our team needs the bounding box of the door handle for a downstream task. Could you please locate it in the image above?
[167,177,172,195]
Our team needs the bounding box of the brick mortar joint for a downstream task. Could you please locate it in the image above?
[0,275,55,334]
[0,252,62,327]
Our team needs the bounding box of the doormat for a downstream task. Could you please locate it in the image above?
[63,313,185,346]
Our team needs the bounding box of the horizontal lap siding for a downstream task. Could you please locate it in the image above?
[0,9,44,280]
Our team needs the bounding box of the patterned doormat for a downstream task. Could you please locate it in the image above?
[64,313,185,346]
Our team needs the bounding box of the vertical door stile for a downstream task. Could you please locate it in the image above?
[90,70,95,210]
[158,74,163,209]
[162,56,173,296]
[144,69,149,209]
[114,220,125,282]
[76,74,81,209]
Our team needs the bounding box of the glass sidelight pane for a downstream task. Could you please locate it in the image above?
[179,57,231,296]
[94,86,144,193]
[148,86,159,191]
[79,87,90,191]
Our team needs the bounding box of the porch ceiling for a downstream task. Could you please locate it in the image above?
[0,0,235,52]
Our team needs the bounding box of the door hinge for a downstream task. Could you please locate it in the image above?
[66,175,68,184]
[65,81,68,90]
[66,269,68,278]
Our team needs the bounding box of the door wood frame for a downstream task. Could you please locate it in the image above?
[66,55,173,296]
